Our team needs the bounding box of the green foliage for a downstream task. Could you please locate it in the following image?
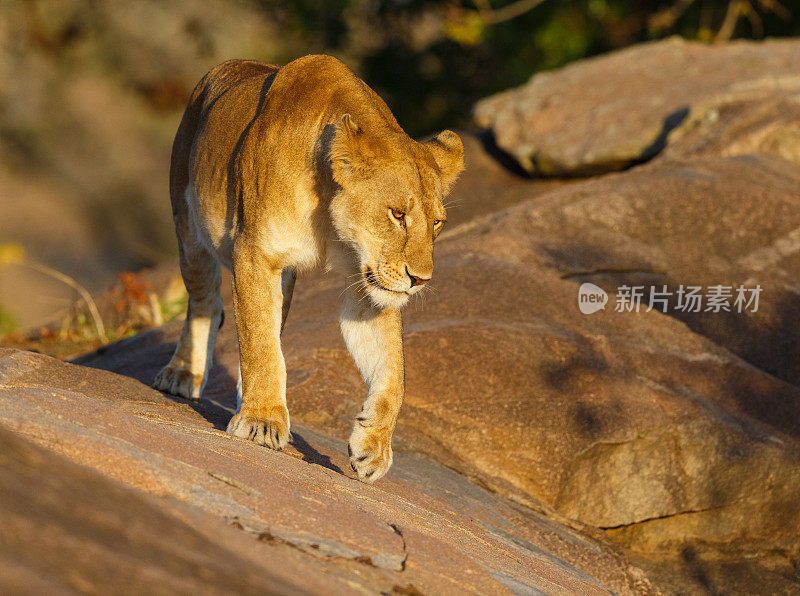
[0,307,18,338]
[160,293,188,325]
[445,11,487,46]
[533,7,593,69]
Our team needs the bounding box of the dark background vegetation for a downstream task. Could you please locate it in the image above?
[265,0,800,135]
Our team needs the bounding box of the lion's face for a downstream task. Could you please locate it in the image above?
[329,116,464,309]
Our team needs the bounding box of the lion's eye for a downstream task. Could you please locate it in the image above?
[434,219,445,227]
[390,208,406,222]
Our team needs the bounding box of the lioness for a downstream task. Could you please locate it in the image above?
[153,55,463,482]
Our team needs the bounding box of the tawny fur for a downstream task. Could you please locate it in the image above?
[153,55,464,482]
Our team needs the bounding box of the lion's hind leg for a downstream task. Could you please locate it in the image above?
[153,238,223,400]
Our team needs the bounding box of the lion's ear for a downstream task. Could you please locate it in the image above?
[426,130,464,193]
[330,113,369,184]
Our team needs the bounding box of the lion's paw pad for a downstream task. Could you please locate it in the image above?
[153,365,203,400]
[348,427,393,483]
[227,412,289,451]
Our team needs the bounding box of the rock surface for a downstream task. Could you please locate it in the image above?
[659,91,800,166]
[0,419,301,595]
[511,152,800,387]
[474,37,800,176]
[0,347,652,594]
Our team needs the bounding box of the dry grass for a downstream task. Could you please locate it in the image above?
[1,264,187,360]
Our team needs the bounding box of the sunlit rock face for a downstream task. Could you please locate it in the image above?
[475,37,800,176]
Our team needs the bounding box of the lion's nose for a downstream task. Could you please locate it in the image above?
[406,267,430,287]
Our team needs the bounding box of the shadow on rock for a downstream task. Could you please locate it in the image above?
[290,432,344,475]
[74,326,238,432]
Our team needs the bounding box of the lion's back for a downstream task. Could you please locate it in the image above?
[194,59,280,111]
[172,60,278,192]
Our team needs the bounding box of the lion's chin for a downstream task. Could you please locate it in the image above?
[365,284,410,310]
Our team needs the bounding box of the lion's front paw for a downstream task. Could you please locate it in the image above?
[153,365,204,400]
[227,408,290,451]
[348,422,393,483]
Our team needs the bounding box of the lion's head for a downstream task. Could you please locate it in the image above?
[328,114,464,309]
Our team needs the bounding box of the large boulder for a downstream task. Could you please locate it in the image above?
[0,348,651,594]
[506,152,800,388]
[474,37,800,176]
